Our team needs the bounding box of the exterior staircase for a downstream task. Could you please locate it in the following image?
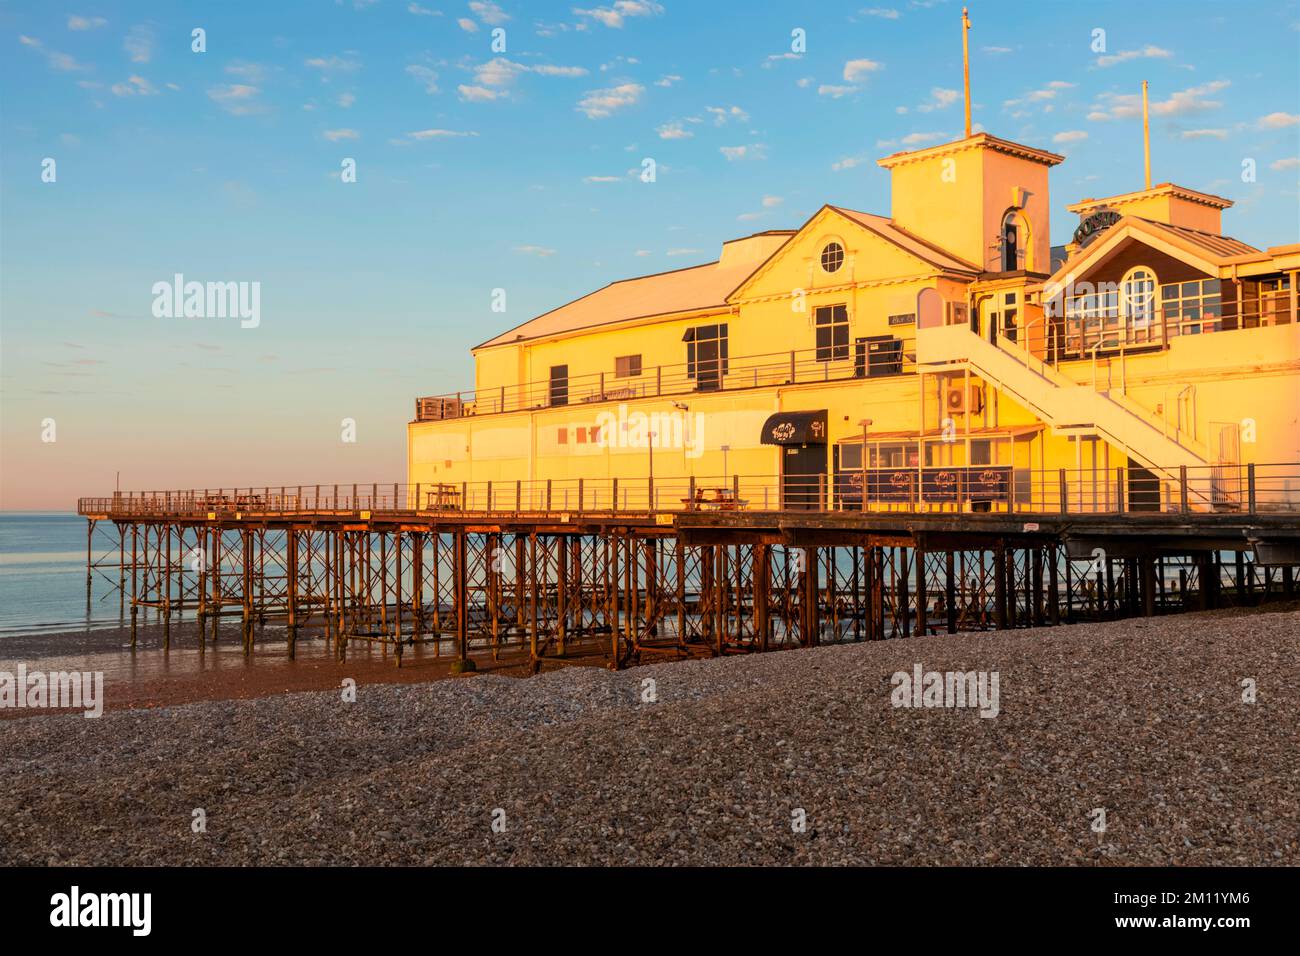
[917,324,1212,504]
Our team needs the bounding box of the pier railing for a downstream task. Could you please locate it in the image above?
[77,462,1300,518]
[415,337,918,421]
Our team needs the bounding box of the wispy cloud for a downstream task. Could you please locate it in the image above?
[1087,81,1229,121]
[18,35,91,72]
[574,1,664,29]
[111,75,159,96]
[576,82,644,119]
[1094,45,1172,68]
[406,64,439,94]
[323,128,360,141]
[514,244,557,257]
[67,15,107,30]
[843,58,883,82]
[656,121,693,139]
[305,54,361,74]
[1052,130,1088,144]
[208,84,267,115]
[705,105,749,125]
[469,1,510,25]
[720,143,768,161]
[1258,112,1300,129]
[123,24,154,64]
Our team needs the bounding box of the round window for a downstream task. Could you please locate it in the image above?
[821,241,845,273]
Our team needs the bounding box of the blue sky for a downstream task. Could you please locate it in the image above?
[2,0,1298,508]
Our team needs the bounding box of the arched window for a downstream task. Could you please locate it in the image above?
[1001,211,1021,271]
[1121,267,1156,326]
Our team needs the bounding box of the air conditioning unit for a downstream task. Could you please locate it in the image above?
[418,396,463,421]
[946,386,984,415]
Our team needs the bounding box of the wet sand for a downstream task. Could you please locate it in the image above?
[0,620,532,715]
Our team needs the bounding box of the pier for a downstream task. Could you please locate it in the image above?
[77,465,1300,671]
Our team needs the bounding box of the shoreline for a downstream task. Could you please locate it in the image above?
[0,619,533,716]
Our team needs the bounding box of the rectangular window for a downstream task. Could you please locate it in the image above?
[548,364,569,407]
[814,304,849,362]
[683,323,728,390]
[970,439,992,466]
[838,442,863,470]
[614,354,642,378]
[1160,278,1221,336]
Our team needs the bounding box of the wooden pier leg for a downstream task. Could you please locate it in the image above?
[489,534,501,660]
[450,530,475,674]
[896,549,910,638]
[130,523,138,647]
[755,544,770,652]
[1141,555,1156,617]
[608,536,621,668]
[1031,547,1044,627]
[1048,544,1061,626]
[242,530,254,656]
[85,519,93,601]
[514,536,527,635]
[529,533,539,668]
[161,523,172,649]
[556,537,568,656]
[945,551,957,634]
[914,545,927,637]
[675,539,687,652]
[802,547,819,647]
[643,538,657,638]
[993,540,1007,630]
[866,545,881,640]
[287,529,298,659]
[411,532,424,637]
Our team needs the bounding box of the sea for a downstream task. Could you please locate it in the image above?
[0,512,125,636]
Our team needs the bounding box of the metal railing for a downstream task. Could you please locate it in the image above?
[1049,304,1292,363]
[415,338,917,421]
[77,462,1300,519]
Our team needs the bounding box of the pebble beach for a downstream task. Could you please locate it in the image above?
[1,605,1296,866]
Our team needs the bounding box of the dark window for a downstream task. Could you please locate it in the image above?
[683,324,728,390]
[548,365,568,407]
[814,304,849,362]
[615,354,642,377]
[1002,219,1018,271]
[821,242,845,273]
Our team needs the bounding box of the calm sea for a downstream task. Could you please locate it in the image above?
[0,512,124,636]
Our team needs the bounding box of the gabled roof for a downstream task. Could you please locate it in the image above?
[1041,215,1260,298]
[727,204,981,301]
[474,252,780,350]
[1144,219,1258,258]
[829,207,982,274]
